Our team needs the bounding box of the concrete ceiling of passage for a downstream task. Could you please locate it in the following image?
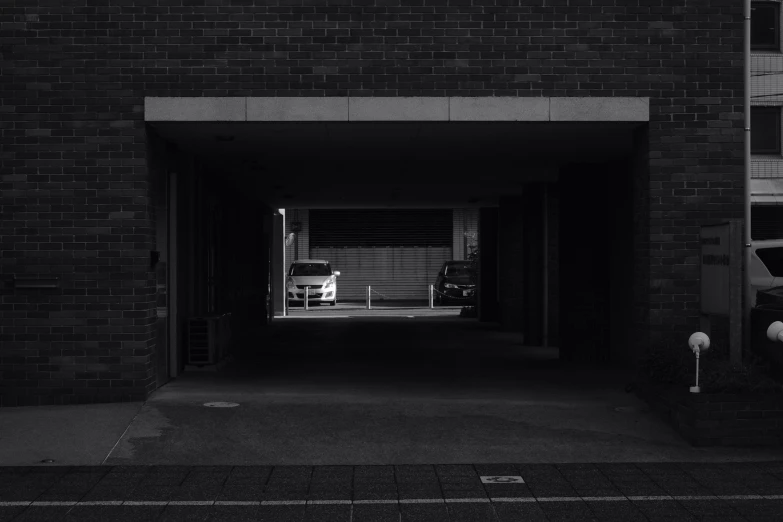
[150,121,641,209]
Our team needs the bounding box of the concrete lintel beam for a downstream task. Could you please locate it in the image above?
[144,97,246,121]
[247,97,348,121]
[144,96,650,123]
[449,97,549,121]
[349,97,449,121]
[550,97,649,121]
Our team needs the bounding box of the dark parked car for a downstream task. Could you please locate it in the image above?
[434,260,476,305]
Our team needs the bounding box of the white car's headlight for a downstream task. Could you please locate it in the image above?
[323,279,335,288]
[286,278,294,289]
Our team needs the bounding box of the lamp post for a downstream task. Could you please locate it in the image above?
[688,332,711,394]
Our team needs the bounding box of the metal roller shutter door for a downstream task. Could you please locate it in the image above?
[309,209,453,300]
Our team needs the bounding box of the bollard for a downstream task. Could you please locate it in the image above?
[304,286,309,311]
[688,332,710,393]
[367,285,371,310]
[429,285,434,309]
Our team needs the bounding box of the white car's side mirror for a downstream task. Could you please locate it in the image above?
[334,271,341,277]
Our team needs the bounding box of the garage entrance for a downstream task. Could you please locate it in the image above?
[146,97,647,387]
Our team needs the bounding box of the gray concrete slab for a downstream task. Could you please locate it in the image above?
[0,402,143,466]
[102,316,783,466]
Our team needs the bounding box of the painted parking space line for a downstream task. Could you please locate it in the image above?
[3,495,783,508]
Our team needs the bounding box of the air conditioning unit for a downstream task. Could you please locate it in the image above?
[187,316,220,365]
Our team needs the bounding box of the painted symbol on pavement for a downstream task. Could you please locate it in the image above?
[480,476,525,484]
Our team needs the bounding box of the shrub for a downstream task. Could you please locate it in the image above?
[637,344,783,393]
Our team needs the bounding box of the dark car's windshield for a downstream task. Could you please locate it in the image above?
[445,264,473,276]
[290,263,332,276]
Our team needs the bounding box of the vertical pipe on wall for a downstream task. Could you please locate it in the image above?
[168,169,179,378]
[743,0,752,357]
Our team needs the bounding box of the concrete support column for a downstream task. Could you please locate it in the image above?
[272,210,286,316]
[498,196,525,332]
[478,207,499,322]
[558,163,612,362]
[522,184,546,345]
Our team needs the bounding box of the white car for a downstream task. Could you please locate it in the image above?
[286,259,340,306]
[751,240,783,306]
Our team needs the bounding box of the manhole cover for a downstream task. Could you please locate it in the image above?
[480,476,524,484]
[203,402,240,408]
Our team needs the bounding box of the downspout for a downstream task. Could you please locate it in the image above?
[743,0,752,358]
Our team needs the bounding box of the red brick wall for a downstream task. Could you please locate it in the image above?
[0,0,745,404]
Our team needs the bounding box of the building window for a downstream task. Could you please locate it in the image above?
[753,206,783,240]
[752,107,782,154]
[752,2,781,50]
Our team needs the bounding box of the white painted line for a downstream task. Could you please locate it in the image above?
[480,476,524,484]
[581,496,628,502]
[275,315,352,319]
[5,494,783,510]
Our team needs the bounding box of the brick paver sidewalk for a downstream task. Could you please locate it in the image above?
[1,462,783,521]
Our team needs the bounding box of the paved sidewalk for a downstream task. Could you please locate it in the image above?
[2,463,783,521]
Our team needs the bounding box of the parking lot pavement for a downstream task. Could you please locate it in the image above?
[2,463,783,521]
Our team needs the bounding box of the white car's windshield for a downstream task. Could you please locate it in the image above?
[290,263,332,276]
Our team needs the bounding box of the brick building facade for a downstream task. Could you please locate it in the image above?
[1,0,744,406]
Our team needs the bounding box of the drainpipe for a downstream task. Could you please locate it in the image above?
[743,0,752,357]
